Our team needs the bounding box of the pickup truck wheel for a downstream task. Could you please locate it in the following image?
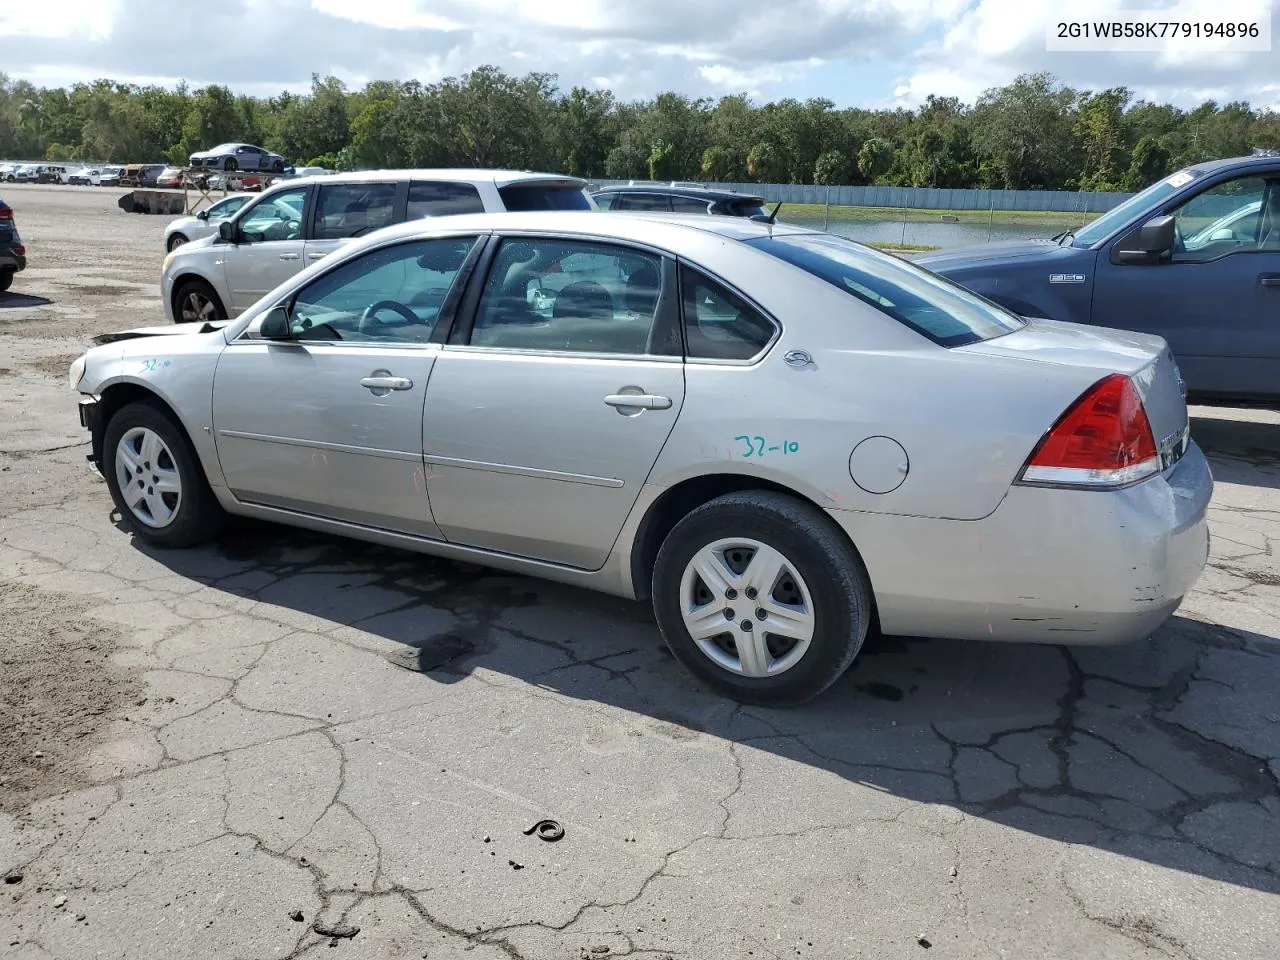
[0,270,13,293]
[651,491,873,706]
[174,278,225,324]
[103,401,224,548]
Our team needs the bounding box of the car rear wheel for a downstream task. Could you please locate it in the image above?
[0,270,12,293]
[103,401,224,548]
[273,159,285,173]
[173,278,225,324]
[167,233,188,252]
[223,158,237,172]
[652,491,873,706]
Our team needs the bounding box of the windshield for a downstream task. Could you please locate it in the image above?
[1071,168,1202,246]
[498,184,593,211]
[746,232,1026,347]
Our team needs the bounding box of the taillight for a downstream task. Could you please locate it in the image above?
[13,246,24,256]
[1017,373,1160,488]
[0,208,12,221]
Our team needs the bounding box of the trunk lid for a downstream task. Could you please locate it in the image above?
[958,317,1190,472]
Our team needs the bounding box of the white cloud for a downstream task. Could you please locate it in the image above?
[1,0,1276,109]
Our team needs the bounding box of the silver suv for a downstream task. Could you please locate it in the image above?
[160,169,597,324]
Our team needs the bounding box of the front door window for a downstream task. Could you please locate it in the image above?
[1170,177,1269,262]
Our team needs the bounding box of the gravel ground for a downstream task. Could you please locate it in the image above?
[1,183,1278,960]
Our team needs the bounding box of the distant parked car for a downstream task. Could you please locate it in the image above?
[189,143,286,173]
[68,167,98,186]
[6,165,38,183]
[593,183,771,218]
[163,192,254,251]
[160,168,594,323]
[156,166,185,188]
[914,153,1280,402]
[0,195,26,292]
[93,166,125,187]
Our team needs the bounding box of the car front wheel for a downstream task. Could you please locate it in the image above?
[102,401,224,548]
[173,278,225,324]
[652,491,873,706]
[167,233,188,252]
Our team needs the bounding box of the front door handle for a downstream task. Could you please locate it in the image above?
[1260,274,1280,287]
[360,376,413,391]
[279,252,300,261]
[604,393,671,410]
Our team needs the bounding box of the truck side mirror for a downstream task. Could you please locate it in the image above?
[1114,215,1175,264]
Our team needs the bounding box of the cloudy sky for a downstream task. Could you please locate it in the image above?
[1,0,1277,108]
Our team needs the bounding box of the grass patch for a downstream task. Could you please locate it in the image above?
[778,202,1101,227]
[865,241,940,252]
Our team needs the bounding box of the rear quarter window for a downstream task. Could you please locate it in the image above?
[746,233,1025,347]
[498,184,593,211]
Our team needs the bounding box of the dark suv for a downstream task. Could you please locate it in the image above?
[0,195,25,292]
[592,183,770,218]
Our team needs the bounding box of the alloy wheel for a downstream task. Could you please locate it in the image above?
[180,289,216,323]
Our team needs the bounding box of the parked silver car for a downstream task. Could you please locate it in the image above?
[69,212,1212,705]
[189,142,286,173]
[163,193,254,251]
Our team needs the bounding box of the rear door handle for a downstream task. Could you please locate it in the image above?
[279,253,300,261]
[360,376,413,391]
[1260,274,1280,287]
[308,252,326,260]
[604,393,671,410]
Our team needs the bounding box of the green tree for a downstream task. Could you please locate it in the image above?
[813,150,853,185]
[857,137,894,182]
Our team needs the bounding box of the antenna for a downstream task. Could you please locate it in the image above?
[767,201,782,223]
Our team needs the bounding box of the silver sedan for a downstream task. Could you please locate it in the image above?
[68,211,1212,706]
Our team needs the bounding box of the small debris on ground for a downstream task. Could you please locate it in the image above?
[592,946,611,954]
[313,921,359,939]
[508,860,525,870]
[53,895,67,908]
[917,936,932,949]
[523,819,565,842]
[949,866,958,878]
[2,870,22,884]
[289,910,304,922]
[75,914,86,922]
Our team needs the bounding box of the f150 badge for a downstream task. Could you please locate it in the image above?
[1049,273,1086,284]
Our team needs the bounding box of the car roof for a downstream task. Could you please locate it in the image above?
[593,184,766,203]
[347,209,818,253]
[1184,154,1280,176]
[268,168,589,190]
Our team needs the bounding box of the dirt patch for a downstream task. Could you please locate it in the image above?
[0,581,142,814]
[64,284,142,298]
[25,354,80,381]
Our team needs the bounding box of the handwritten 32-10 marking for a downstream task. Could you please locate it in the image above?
[735,435,800,458]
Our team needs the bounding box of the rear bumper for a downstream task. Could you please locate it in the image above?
[0,247,25,272]
[831,441,1213,645]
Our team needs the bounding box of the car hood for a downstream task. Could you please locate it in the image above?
[93,321,230,345]
[913,238,1065,270]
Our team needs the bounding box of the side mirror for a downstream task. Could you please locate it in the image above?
[259,306,292,340]
[196,210,209,221]
[1114,215,1175,264]
[218,220,237,243]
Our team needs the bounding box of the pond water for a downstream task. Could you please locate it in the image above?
[781,214,1081,249]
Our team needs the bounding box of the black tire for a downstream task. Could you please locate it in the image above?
[0,271,12,293]
[223,157,237,172]
[167,233,188,252]
[652,491,873,706]
[172,277,225,324]
[273,159,285,173]
[102,401,225,548]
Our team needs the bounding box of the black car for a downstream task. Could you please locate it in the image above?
[0,194,26,292]
[591,183,770,218]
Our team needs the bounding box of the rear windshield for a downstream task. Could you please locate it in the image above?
[498,184,592,211]
[746,232,1026,347]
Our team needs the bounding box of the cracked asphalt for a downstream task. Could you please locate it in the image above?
[1,185,1279,960]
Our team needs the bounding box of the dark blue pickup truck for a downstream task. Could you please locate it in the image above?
[916,154,1280,402]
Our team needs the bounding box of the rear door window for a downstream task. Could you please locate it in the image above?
[616,193,671,212]
[313,182,399,240]
[680,265,778,361]
[670,196,711,214]
[408,181,486,218]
